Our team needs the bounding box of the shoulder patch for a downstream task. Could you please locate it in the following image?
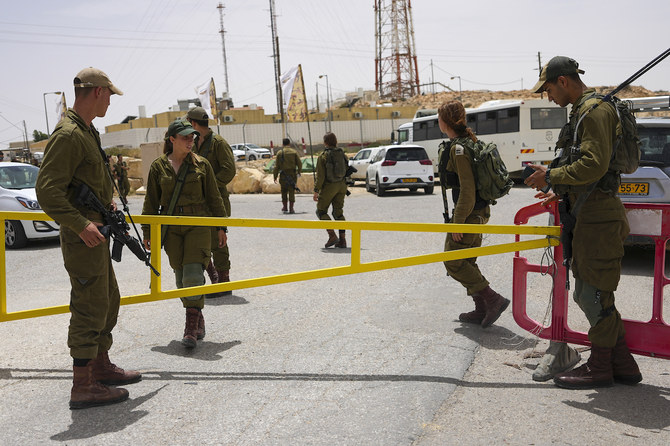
[454,145,465,156]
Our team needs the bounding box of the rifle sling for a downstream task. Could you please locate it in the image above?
[161,162,190,246]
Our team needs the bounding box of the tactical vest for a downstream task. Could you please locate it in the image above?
[325,147,348,183]
[550,92,620,196]
[438,138,488,209]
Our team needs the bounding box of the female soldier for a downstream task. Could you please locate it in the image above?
[142,119,228,348]
[438,101,509,328]
[313,132,348,248]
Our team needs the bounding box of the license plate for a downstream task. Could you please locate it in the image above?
[619,182,649,195]
[401,178,417,183]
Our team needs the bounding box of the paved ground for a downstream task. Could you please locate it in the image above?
[0,185,669,445]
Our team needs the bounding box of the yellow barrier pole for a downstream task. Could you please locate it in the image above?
[149,221,162,298]
[0,218,5,317]
[351,228,361,266]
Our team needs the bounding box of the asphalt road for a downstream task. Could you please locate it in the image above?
[0,185,669,445]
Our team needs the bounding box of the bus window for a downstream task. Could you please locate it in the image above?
[467,114,477,134]
[426,118,446,140]
[476,111,497,135]
[413,121,428,141]
[531,108,567,129]
[497,107,520,133]
[397,129,409,144]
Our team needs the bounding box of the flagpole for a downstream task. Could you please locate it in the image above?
[297,65,315,183]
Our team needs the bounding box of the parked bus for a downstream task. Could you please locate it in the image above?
[396,98,568,177]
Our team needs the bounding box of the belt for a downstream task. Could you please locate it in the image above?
[174,204,205,215]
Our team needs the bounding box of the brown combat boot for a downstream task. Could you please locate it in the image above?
[325,229,338,248]
[289,202,295,214]
[459,294,486,324]
[217,269,233,296]
[90,351,142,385]
[612,336,642,385]
[182,307,200,348]
[70,365,129,410]
[478,286,510,328]
[205,259,218,283]
[554,346,614,389]
[197,311,206,340]
[335,230,347,248]
[281,200,288,213]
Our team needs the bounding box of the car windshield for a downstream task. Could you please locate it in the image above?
[385,147,428,161]
[0,165,39,189]
[639,126,670,166]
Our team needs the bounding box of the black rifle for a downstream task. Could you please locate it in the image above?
[75,183,160,277]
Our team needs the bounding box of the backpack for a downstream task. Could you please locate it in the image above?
[573,95,640,174]
[325,147,348,182]
[467,140,514,205]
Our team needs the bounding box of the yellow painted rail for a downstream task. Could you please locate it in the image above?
[0,211,560,322]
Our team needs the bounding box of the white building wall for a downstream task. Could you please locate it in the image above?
[101,119,411,150]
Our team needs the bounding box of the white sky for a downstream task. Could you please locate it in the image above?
[1,0,668,149]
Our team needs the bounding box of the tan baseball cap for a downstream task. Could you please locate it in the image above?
[532,56,585,93]
[73,67,123,95]
[187,106,209,121]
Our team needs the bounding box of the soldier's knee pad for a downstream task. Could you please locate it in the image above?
[316,209,329,220]
[332,210,345,220]
[182,263,205,288]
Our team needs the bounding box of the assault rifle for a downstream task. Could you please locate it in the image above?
[75,183,160,277]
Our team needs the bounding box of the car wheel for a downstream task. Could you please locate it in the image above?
[376,176,385,196]
[365,174,373,193]
[424,186,434,195]
[248,155,256,161]
[5,220,28,249]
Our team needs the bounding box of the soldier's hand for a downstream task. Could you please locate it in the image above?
[313,192,319,202]
[524,164,548,191]
[218,230,227,248]
[451,232,463,242]
[534,191,558,206]
[79,222,106,248]
[143,239,151,251]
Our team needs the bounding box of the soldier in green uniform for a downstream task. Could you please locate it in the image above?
[274,137,302,214]
[437,101,510,328]
[113,154,130,202]
[36,67,141,410]
[186,107,236,297]
[141,119,228,348]
[526,56,641,389]
[313,132,348,248]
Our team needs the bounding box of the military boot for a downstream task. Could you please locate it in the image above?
[325,229,338,248]
[70,365,129,410]
[281,200,288,213]
[335,230,347,248]
[205,259,218,284]
[478,286,510,328]
[553,346,614,389]
[612,337,642,385]
[217,269,233,296]
[532,341,581,382]
[196,311,206,341]
[89,351,142,385]
[182,307,200,348]
[289,202,295,214]
[459,294,486,324]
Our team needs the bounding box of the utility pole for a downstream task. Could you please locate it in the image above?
[217,3,230,95]
[269,0,285,135]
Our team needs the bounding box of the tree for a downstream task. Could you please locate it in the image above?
[33,130,48,142]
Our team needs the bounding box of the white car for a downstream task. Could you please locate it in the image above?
[365,145,434,196]
[348,147,382,181]
[230,143,272,161]
[0,162,59,248]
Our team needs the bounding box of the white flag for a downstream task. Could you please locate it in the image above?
[280,66,299,112]
[195,78,217,118]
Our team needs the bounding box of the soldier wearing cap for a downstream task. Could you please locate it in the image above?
[273,137,302,213]
[141,119,228,348]
[186,106,236,297]
[36,67,141,409]
[525,56,641,389]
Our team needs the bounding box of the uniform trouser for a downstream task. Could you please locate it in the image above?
[210,229,230,271]
[316,182,347,221]
[164,225,210,309]
[279,174,297,203]
[443,207,490,295]
[118,177,130,198]
[61,226,120,359]
[570,191,628,348]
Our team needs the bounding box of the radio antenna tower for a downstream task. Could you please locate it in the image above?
[374,0,420,100]
[217,3,230,94]
[269,0,284,122]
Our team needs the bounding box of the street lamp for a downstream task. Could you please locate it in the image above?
[450,76,461,102]
[43,91,62,135]
[319,74,331,132]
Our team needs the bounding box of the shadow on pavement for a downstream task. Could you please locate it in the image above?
[150,340,242,360]
[204,294,249,306]
[50,384,168,442]
[454,322,537,351]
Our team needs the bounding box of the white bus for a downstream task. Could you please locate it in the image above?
[396,99,568,177]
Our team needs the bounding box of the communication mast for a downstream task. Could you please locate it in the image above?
[269,0,284,121]
[217,3,230,94]
[374,0,420,100]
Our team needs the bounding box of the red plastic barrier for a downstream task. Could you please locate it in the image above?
[513,201,670,359]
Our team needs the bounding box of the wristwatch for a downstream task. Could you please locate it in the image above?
[542,169,551,193]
